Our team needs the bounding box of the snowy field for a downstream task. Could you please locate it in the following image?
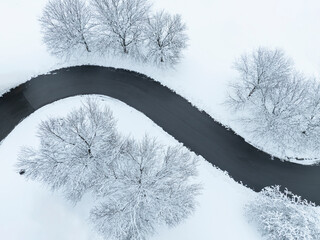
[1,1,320,239]
[1,0,320,162]
[0,95,261,240]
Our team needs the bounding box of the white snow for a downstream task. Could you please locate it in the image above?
[1,0,320,163]
[0,95,261,240]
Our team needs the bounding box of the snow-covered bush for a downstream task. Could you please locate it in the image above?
[145,11,188,66]
[91,136,200,240]
[40,0,94,58]
[17,99,120,202]
[245,186,320,240]
[18,98,200,240]
[228,47,320,158]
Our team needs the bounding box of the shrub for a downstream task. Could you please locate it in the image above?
[245,186,320,240]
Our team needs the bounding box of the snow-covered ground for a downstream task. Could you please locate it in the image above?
[0,95,261,240]
[1,1,319,238]
[1,0,320,163]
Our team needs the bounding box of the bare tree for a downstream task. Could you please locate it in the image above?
[91,136,200,240]
[242,72,308,151]
[245,186,320,240]
[17,99,120,202]
[229,47,293,109]
[145,11,188,66]
[40,0,94,58]
[92,0,151,56]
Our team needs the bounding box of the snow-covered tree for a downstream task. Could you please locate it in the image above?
[227,47,320,157]
[145,11,188,66]
[240,71,309,152]
[90,136,200,240]
[17,99,120,202]
[303,80,320,135]
[245,186,320,240]
[92,0,151,57]
[40,0,94,58]
[229,47,293,109]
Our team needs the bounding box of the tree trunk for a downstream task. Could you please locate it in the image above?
[82,35,90,52]
[248,86,256,98]
[123,38,128,54]
[84,41,91,52]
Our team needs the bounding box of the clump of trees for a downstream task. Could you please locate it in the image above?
[40,0,188,67]
[228,47,320,158]
[17,98,200,240]
[245,186,320,240]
